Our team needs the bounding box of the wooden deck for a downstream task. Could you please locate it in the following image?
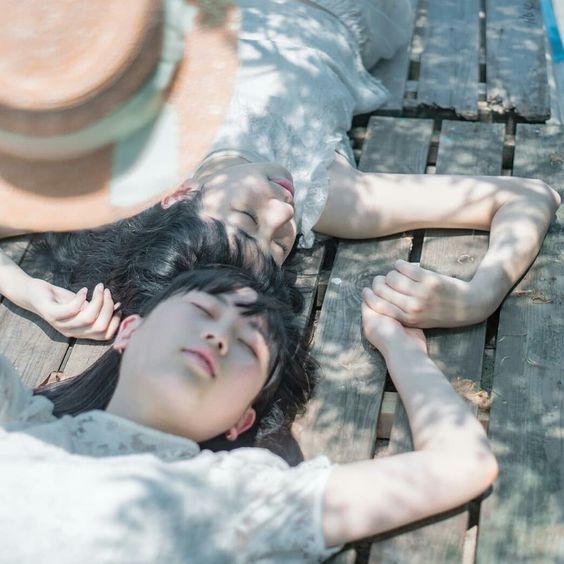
[0,1,562,562]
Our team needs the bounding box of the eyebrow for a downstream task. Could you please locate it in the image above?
[207,293,268,338]
[235,226,258,244]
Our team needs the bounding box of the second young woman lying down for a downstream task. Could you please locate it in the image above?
[1,266,498,563]
[26,0,560,339]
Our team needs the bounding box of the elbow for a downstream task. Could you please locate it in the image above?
[533,180,560,214]
[512,178,561,215]
[464,448,499,498]
[479,450,499,490]
[442,444,499,501]
[540,181,561,212]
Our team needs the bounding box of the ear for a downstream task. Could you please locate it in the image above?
[160,178,199,209]
[112,315,143,353]
[225,408,256,441]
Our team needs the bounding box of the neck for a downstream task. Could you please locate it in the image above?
[193,148,263,181]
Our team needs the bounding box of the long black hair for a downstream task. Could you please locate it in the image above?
[35,264,317,455]
[29,191,284,316]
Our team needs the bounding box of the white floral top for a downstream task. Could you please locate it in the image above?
[0,355,340,563]
[206,0,413,247]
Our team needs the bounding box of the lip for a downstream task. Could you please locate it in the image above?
[270,177,295,197]
[180,348,217,378]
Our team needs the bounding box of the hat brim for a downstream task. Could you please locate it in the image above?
[0,6,239,234]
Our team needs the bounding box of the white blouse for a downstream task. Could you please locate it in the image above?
[207,0,413,247]
[0,354,340,563]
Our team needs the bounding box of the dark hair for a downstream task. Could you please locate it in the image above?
[29,191,288,316]
[35,265,317,455]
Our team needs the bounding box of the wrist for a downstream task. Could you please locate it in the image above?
[381,337,427,364]
[467,276,503,321]
[0,268,35,311]
[15,276,40,314]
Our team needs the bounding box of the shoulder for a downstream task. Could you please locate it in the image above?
[0,354,55,426]
[175,449,338,561]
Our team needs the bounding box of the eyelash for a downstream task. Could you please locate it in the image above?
[238,338,258,358]
[192,302,213,317]
[193,302,259,358]
[238,209,258,225]
[275,240,288,253]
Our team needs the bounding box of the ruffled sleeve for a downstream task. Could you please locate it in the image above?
[170,448,343,562]
[0,354,55,427]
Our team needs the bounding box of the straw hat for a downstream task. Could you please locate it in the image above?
[0,0,238,234]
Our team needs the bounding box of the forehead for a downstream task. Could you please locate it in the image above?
[173,287,256,302]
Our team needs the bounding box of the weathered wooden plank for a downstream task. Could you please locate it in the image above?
[296,118,432,462]
[358,116,435,174]
[485,0,550,120]
[294,237,413,463]
[294,117,433,564]
[477,124,564,563]
[284,239,327,335]
[372,0,419,111]
[372,121,504,563]
[416,0,480,118]
[62,341,110,380]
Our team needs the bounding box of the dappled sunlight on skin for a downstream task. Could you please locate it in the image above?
[192,159,297,264]
[317,153,559,328]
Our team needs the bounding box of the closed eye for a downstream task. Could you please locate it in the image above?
[191,302,213,318]
[238,209,258,225]
[238,337,258,359]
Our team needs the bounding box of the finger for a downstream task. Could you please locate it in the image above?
[372,276,419,314]
[393,260,426,282]
[50,288,88,321]
[363,287,407,322]
[371,275,386,292]
[90,289,117,334]
[103,313,122,340]
[384,269,421,297]
[61,283,105,328]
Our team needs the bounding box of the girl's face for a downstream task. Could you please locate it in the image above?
[166,162,298,264]
[107,288,272,443]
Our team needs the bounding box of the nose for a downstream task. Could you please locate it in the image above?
[204,331,229,355]
[261,199,294,236]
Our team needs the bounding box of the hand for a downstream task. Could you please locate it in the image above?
[26,279,121,340]
[362,290,427,355]
[367,260,487,328]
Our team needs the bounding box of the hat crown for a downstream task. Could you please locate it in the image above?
[0,0,162,135]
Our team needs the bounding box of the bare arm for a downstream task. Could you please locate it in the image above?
[314,154,560,326]
[0,249,120,340]
[322,299,498,546]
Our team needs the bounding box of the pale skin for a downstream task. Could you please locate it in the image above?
[0,249,120,340]
[169,150,561,328]
[322,294,498,544]
[75,284,499,546]
[107,288,270,442]
[1,149,559,337]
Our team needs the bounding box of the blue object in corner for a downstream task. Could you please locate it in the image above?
[542,0,564,62]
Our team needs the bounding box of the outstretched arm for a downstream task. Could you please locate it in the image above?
[0,249,120,340]
[322,298,498,546]
[315,154,560,327]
